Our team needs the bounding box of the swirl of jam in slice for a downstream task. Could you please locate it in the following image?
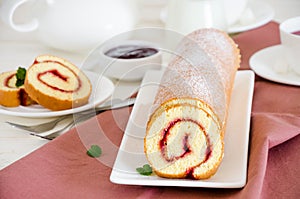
[159,118,212,164]
[4,73,17,88]
[145,98,222,179]
[35,60,82,93]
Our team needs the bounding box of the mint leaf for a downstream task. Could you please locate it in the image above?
[87,145,102,158]
[15,67,26,87]
[136,164,152,176]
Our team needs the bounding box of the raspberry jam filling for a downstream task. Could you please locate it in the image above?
[35,60,82,93]
[4,73,34,106]
[4,73,16,88]
[159,118,212,164]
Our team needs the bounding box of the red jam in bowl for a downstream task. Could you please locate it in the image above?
[292,30,300,36]
[104,45,158,59]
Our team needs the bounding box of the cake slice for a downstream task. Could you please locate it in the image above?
[24,55,92,111]
[0,70,35,107]
[145,98,222,179]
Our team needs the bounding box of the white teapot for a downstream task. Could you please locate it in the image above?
[0,0,138,53]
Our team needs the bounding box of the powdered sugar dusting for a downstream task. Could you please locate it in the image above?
[153,29,240,129]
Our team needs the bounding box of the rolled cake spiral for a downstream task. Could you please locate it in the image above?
[144,29,240,179]
[0,71,35,107]
[24,55,92,111]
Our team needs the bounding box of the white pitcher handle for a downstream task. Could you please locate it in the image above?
[0,0,38,32]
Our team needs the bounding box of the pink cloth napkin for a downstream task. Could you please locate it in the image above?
[1,22,299,199]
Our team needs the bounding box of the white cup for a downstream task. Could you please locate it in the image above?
[163,0,248,35]
[279,16,300,75]
[165,0,227,35]
[0,0,138,53]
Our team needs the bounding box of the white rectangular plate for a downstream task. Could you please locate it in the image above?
[110,70,255,188]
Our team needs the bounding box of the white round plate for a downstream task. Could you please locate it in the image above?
[228,1,274,33]
[249,45,300,86]
[0,71,115,118]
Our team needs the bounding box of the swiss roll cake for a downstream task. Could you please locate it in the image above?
[144,29,240,179]
[0,70,35,107]
[24,55,92,111]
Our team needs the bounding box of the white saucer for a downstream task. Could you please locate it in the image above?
[249,45,300,86]
[228,1,274,33]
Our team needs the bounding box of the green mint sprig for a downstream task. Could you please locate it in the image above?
[136,164,152,176]
[87,145,102,158]
[15,67,26,87]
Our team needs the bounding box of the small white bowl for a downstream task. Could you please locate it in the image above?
[97,40,162,81]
